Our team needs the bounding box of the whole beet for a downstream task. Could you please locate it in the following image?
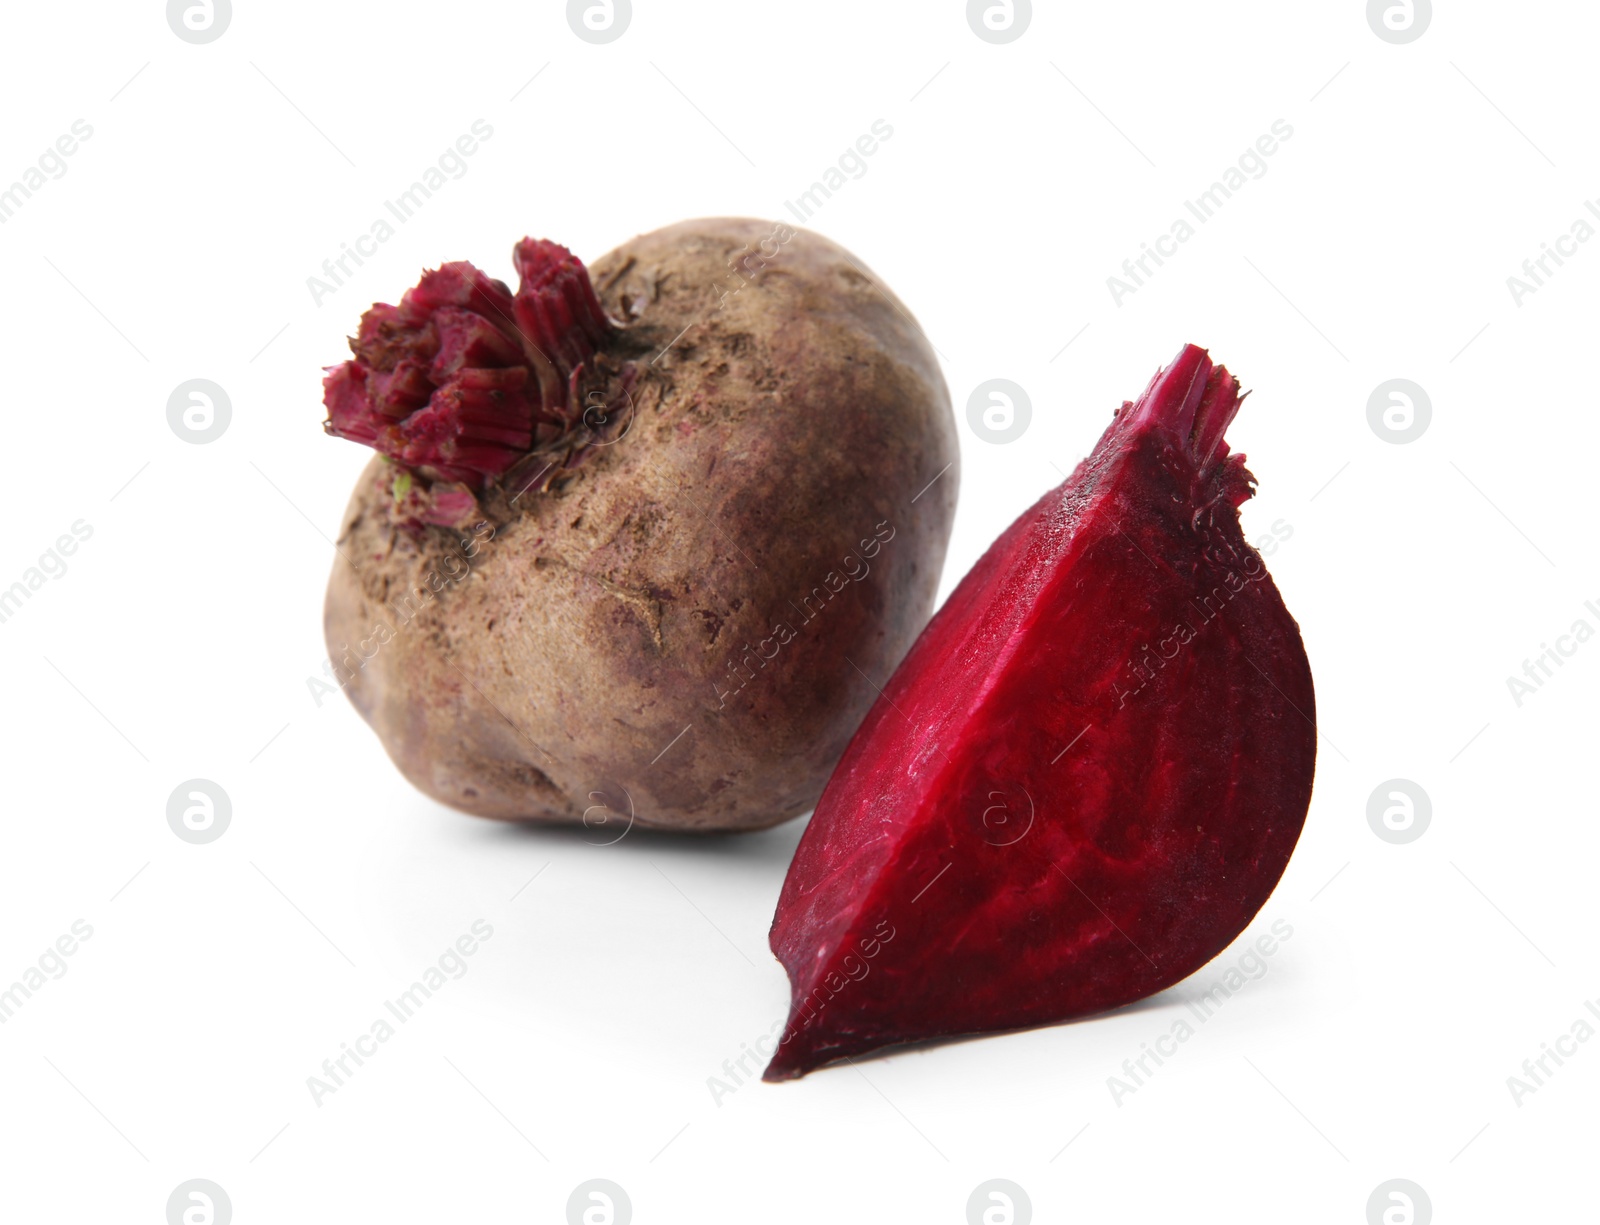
[324,219,958,832]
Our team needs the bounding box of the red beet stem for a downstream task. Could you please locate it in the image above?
[321,240,619,490]
[1126,343,1244,470]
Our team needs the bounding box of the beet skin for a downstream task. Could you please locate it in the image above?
[323,220,958,832]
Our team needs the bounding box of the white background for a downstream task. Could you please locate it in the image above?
[1,1,1594,1222]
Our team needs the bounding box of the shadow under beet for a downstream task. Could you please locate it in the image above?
[485,803,812,876]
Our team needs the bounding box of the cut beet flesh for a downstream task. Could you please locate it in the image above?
[764,344,1315,1081]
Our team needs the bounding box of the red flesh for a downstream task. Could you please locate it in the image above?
[764,344,1316,1080]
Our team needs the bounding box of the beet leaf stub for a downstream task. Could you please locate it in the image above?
[322,239,622,491]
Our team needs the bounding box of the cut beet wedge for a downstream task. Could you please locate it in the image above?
[764,344,1315,1081]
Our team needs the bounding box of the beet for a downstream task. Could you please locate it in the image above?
[764,344,1315,1080]
[320,221,959,832]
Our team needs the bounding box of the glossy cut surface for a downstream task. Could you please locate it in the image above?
[765,345,1316,1080]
